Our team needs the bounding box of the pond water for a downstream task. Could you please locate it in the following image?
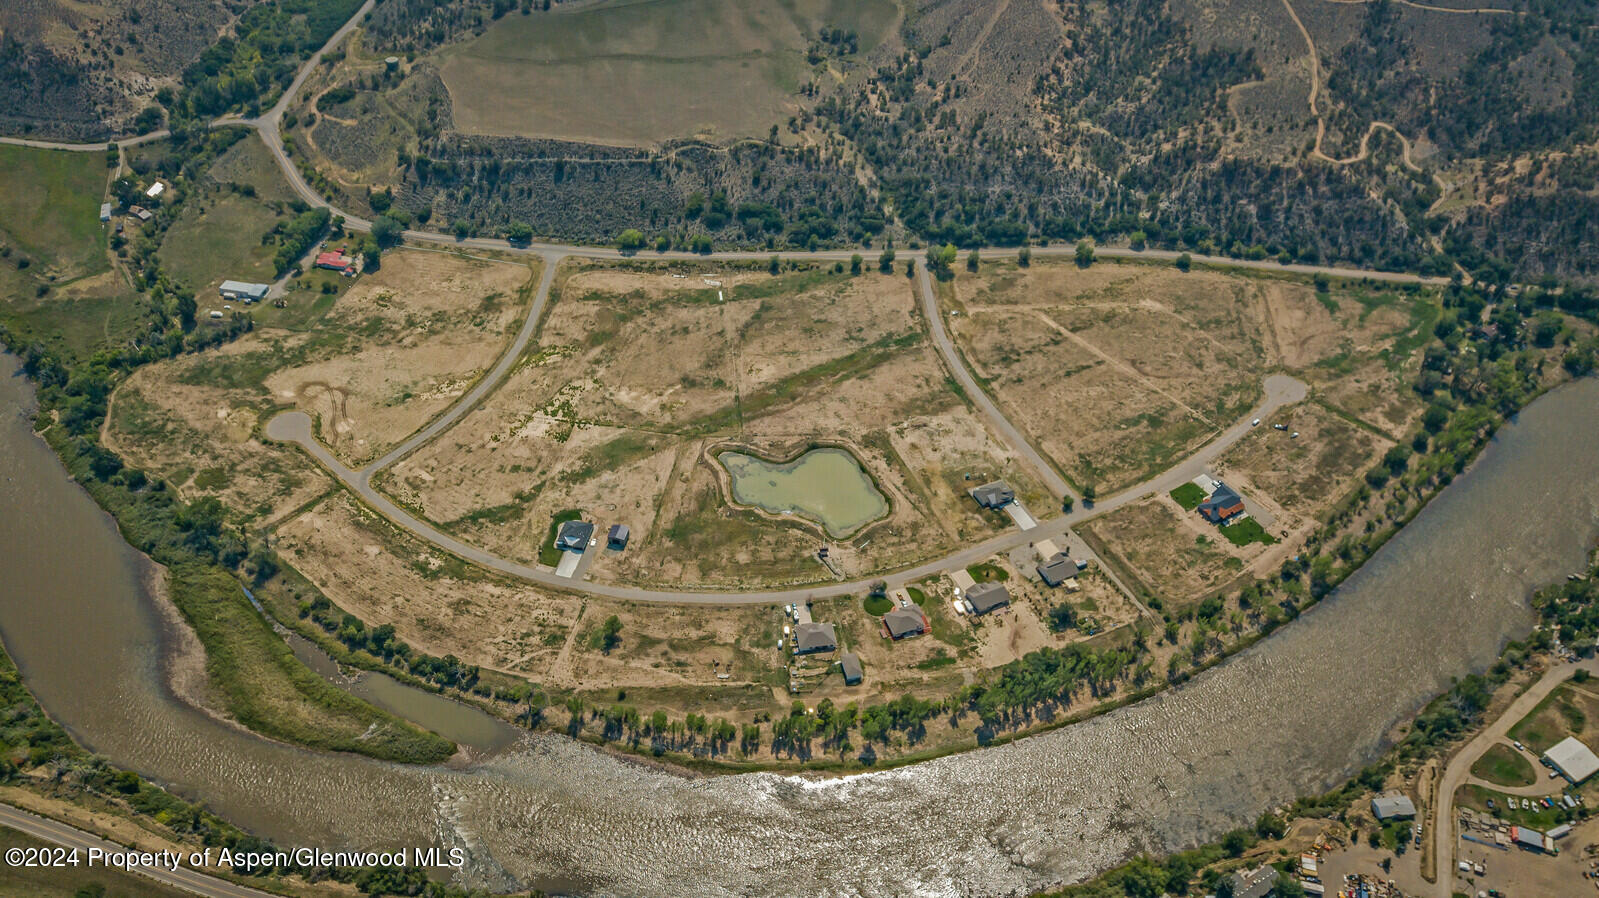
[3,351,1598,897]
[719,447,888,538]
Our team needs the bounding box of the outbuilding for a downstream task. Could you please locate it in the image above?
[839,652,863,685]
[794,622,837,655]
[1370,794,1416,820]
[968,481,1015,509]
[606,523,630,550]
[219,280,271,303]
[1226,866,1278,898]
[1543,736,1599,784]
[965,581,1011,615]
[99,202,112,222]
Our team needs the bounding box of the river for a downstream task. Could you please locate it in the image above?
[2,355,1596,897]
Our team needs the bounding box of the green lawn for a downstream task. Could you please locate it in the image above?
[540,508,584,566]
[1169,482,1205,511]
[1219,517,1276,547]
[0,144,109,278]
[1470,743,1537,787]
[863,594,893,615]
[967,562,1009,582]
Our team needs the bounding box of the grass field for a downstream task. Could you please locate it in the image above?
[1219,517,1275,547]
[0,144,109,279]
[157,192,284,294]
[1470,743,1537,787]
[0,826,192,898]
[435,0,899,144]
[1509,683,1593,753]
[863,594,894,615]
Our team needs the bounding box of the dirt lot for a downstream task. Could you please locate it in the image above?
[1215,400,1390,523]
[1080,496,1261,609]
[944,259,1436,491]
[384,262,1048,587]
[104,249,535,517]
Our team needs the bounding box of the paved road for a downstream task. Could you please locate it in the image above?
[916,263,1072,500]
[266,369,1305,605]
[361,251,560,476]
[0,130,170,152]
[1427,657,1599,897]
[0,803,278,898]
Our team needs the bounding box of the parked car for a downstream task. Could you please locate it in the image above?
[1251,418,1260,426]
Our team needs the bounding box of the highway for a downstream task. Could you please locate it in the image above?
[0,803,279,898]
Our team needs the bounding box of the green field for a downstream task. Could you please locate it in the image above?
[436,0,899,145]
[157,192,284,293]
[1509,684,1589,753]
[0,145,109,279]
[864,594,894,615]
[1470,743,1537,787]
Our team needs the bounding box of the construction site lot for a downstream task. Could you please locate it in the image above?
[430,0,900,146]
[268,488,1139,755]
[380,261,1052,589]
[941,258,1438,494]
[103,249,535,521]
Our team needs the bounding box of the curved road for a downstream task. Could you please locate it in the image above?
[1427,657,1599,897]
[0,803,278,898]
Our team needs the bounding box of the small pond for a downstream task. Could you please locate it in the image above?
[718,447,888,538]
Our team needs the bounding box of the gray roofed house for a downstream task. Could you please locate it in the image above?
[1370,794,1416,820]
[1198,482,1245,523]
[965,581,1011,614]
[969,480,1015,509]
[1037,552,1079,587]
[607,523,630,550]
[555,519,594,553]
[219,280,271,303]
[882,605,927,640]
[839,652,863,685]
[794,622,837,655]
[1227,866,1279,898]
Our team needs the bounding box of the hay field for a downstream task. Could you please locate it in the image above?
[435,0,899,145]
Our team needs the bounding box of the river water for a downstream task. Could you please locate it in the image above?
[2,354,1597,897]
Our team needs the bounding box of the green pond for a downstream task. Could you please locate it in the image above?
[719,447,888,537]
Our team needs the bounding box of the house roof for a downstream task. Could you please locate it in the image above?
[795,622,837,653]
[969,481,1015,508]
[1371,794,1416,819]
[839,652,863,684]
[555,519,594,550]
[1228,866,1278,898]
[219,280,271,297]
[883,606,926,639]
[316,250,353,268]
[1200,483,1242,509]
[966,581,1011,614]
[1544,736,1599,783]
[1512,825,1545,848]
[1037,553,1078,585]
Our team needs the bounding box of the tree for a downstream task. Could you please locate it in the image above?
[850,253,863,275]
[1017,246,1031,267]
[769,254,781,275]
[371,214,404,248]
[1047,603,1075,632]
[600,615,623,652]
[1175,252,1191,272]
[451,218,473,239]
[878,247,896,273]
[505,222,533,244]
[1075,239,1095,267]
[1061,495,1074,513]
[1081,482,1096,504]
[617,228,646,251]
[966,248,980,272]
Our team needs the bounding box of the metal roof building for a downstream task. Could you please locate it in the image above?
[219,280,271,303]
[1544,736,1599,783]
[1370,794,1416,820]
[1227,866,1278,898]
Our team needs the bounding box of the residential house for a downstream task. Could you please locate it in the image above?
[969,480,1015,509]
[1197,483,1245,523]
[554,520,594,553]
[965,581,1011,615]
[1037,553,1079,587]
[794,622,837,655]
[882,605,927,640]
